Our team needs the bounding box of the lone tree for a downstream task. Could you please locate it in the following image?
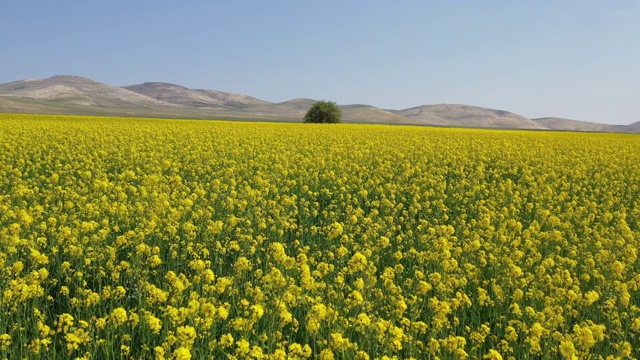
[304,100,342,123]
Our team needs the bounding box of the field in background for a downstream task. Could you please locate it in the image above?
[1,114,639,359]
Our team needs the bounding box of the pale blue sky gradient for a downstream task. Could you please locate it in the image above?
[2,1,639,124]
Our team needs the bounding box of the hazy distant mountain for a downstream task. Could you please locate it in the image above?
[532,117,615,132]
[0,76,284,120]
[266,98,317,118]
[0,75,169,108]
[339,105,417,124]
[261,99,414,124]
[0,75,637,132]
[626,121,640,132]
[0,75,193,118]
[123,82,269,109]
[393,104,546,130]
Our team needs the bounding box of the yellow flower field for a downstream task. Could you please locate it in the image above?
[1,114,639,359]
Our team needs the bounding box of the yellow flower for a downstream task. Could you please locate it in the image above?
[109,307,128,327]
[477,287,492,306]
[527,323,545,353]
[327,222,343,240]
[417,280,432,295]
[219,333,234,347]
[235,339,250,356]
[610,261,625,277]
[218,305,230,320]
[249,345,265,359]
[150,254,163,267]
[172,346,191,360]
[347,252,368,273]
[145,313,162,334]
[617,341,632,357]
[330,332,350,351]
[121,344,131,356]
[559,340,577,360]
[154,346,166,360]
[504,326,518,342]
[165,271,188,293]
[65,328,89,353]
[202,269,215,283]
[336,246,349,258]
[232,256,252,273]
[306,304,328,334]
[57,313,74,333]
[583,290,599,306]
[378,236,391,248]
[176,326,197,348]
[114,285,127,299]
[250,304,265,322]
[0,334,12,351]
[483,349,503,360]
[348,290,364,306]
[319,348,335,360]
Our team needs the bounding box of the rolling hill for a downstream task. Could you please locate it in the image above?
[0,75,169,108]
[123,82,269,109]
[0,75,636,132]
[392,104,546,130]
[532,117,615,132]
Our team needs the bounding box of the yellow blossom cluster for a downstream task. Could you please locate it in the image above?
[0,114,639,359]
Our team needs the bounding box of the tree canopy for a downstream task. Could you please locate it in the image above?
[304,100,342,124]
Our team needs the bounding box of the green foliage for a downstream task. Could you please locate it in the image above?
[304,100,342,124]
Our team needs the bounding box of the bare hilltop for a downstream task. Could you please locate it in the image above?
[1,75,637,132]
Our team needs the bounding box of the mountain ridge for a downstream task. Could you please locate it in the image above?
[123,82,269,109]
[0,75,636,132]
[392,104,546,130]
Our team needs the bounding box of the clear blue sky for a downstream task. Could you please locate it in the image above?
[2,1,639,124]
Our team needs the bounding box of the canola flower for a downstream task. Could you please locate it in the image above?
[0,113,639,359]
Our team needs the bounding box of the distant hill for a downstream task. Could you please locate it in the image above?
[123,82,269,109]
[0,75,189,118]
[0,75,169,108]
[0,75,636,132]
[532,117,615,132]
[339,105,416,124]
[626,121,640,132]
[393,104,545,130]
[0,76,288,120]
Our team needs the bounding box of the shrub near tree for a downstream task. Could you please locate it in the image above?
[304,100,342,123]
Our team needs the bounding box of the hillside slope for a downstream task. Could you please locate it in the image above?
[0,75,636,132]
[0,76,171,108]
[532,117,614,132]
[123,82,269,109]
[393,104,546,130]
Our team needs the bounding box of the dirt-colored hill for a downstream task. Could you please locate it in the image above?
[0,75,170,108]
[532,117,616,132]
[626,121,640,132]
[392,104,546,130]
[1,75,636,132]
[123,82,269,109]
